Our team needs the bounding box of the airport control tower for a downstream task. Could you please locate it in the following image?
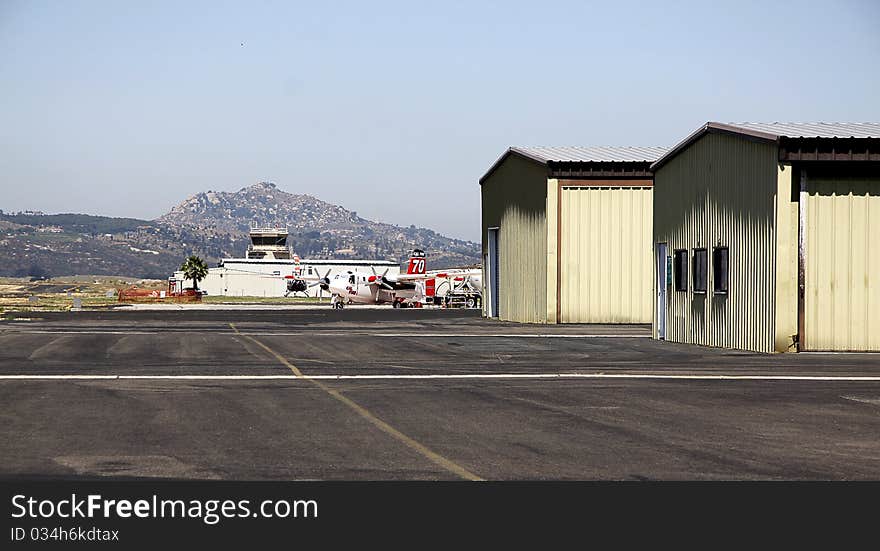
[246,226,293,260]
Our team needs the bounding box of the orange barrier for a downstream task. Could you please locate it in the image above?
[118,287,201,303]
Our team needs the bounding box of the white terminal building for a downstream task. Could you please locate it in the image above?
[170,227,400,298]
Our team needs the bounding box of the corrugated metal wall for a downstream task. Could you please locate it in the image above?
[774,166,799,352]
[653,132,779,352]
[559,185,653,323]
[481,154,548,322]
[805,175,880,351]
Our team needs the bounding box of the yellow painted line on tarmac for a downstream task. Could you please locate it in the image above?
[228,323,482,481]
[230,323,304,377]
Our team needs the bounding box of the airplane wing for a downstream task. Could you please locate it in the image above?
[396,270,472,281]
[388,269,477,283]
[393,273,435,282]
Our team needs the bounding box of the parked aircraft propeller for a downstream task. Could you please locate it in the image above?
[370,266,394,291]
[313,269,332,291]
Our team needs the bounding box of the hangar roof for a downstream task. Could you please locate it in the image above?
[720,122,880,139]
[480,146,667,184]
[652,122,880,170]
[511,146,667,163]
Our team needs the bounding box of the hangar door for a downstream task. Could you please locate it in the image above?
[805,177,880,351]
[559,185,653,323]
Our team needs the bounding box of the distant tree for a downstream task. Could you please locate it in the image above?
[180,255,208,291]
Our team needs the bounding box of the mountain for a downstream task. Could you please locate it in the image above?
[0,182,480,279]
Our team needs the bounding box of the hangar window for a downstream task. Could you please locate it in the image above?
[693,248,708,294]
[713,247,729,294]
[673,250,688,292]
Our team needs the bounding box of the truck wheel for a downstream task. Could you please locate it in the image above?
[466,297,476,308]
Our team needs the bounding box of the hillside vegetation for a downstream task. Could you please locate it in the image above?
[0,182,480,278]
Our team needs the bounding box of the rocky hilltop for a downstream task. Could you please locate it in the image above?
[158,181,479,265]
[0,182,480,279]
[160,182,358,233]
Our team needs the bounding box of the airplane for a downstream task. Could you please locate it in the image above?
[320,249,431,309]
[284,249,482,308]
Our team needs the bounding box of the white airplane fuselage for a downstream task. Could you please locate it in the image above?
[327,271,418,305]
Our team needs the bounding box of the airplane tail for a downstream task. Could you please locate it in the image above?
[406,249,426,275]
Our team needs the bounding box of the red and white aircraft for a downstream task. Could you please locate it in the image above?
[319,249,430,308]
[286,249,481,308]
[282,250,429,308]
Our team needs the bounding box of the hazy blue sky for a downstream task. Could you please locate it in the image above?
[1,1,878,241]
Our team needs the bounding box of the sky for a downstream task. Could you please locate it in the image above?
[1,1,878,241]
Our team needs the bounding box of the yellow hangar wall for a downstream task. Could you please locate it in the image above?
[804,172,880,351]
[554,182,654,323]
[653,132,788,353]
[481,154,548,323]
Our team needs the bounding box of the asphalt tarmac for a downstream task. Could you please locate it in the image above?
[1,308,879,480]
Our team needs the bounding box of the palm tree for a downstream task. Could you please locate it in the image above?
[180,255,208,292]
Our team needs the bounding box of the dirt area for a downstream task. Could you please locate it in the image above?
[0,276,325,312]
[0,276,165,313]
